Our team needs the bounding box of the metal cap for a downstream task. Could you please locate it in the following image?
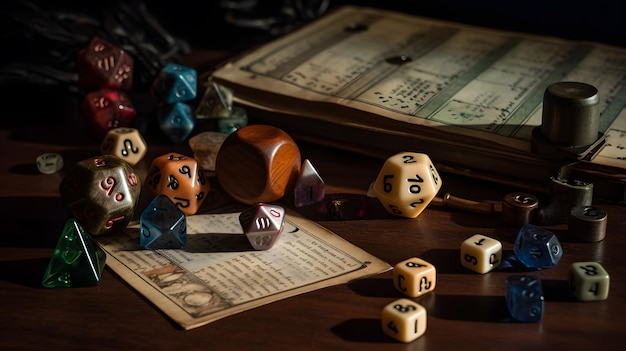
[541,81,599,147]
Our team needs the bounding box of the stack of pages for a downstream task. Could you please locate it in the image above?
[211,6,626,202]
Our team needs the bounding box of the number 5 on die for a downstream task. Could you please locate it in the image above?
[381,298,427,343]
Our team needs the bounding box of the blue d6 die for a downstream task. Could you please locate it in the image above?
[140,194,187,249]
[505,275,544,322]
[151,63,197,104]
[514,224,563,268]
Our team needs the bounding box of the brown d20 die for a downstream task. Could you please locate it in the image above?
[59,155,141,236]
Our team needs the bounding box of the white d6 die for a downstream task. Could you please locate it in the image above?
[393,257,436,298]
[568,261,610,301]
[381,298,427,343]
[36,153,64,174]
[373,152,442,218]
[460,234,502,274]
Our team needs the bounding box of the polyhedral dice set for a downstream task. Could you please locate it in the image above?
[370,151,610,342]
[42,36,612,342]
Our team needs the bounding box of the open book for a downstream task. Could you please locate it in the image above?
[211,5,626,202]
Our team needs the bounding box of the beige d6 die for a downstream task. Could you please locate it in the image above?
[568,262,610,301]
[393,257,436,297]
[381,298,427,343]
[36,153,64,174]
[101,127,147,166]
[373,152,442,218]
[460,234,502,274]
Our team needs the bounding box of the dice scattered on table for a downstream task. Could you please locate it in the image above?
[156,102,196,145]
[514,224,563,269]
[140,194,187,249]
[59,155,141,236]
[101,127,148,166]
[151,63,198,144]
[151,63,197,104]
[381,298,427,342]
[36,152,63,174]
[215,124,301,205]
[568,261,610,301]
[217,106,249,134]
[81,88,137,140]
[195,80,233,119]
[239,203,285,250]
[505,275,544,322]
[392,257,436,297]
[144,153,211,215]
[372,151,442,218]
[460,234,502,274]
[293,159,325,208]
[77,36,134,92]
[42,218,106,288]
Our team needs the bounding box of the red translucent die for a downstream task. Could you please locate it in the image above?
[144,153,211,215]
[81,88,137,139]
[77,36,134,91]
[59,155,141,236]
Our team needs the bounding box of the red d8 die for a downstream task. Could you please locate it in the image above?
[59,155,141,236]
[81,88,137,139]
[77,36,134,91]
[145,153,211,215]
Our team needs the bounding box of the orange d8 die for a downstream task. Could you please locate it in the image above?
[145,153,210,215]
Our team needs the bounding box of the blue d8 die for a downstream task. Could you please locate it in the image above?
[151,63,197,104]
[514,224,563,268]
[505,275,544,322]
[140,194,187,249]
[157,102,196,145]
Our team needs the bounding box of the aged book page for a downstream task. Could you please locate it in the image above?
[96,209,391,330]
[211,5,626,192]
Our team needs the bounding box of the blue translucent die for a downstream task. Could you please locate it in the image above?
[140,194,187,249]
[42,218,106,288]
[151,63,197,104]
[505,275,544,322]
[514,224,563,268]
[157,102,196,144]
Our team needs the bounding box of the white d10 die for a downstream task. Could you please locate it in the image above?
[460,234,502,274]
[373,152,442,218]
[568,261,610,301]
[101,127,147,166]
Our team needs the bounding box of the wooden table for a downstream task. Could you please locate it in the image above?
[1,112,624,350]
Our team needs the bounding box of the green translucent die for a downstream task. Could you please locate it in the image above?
[42,219,106,288]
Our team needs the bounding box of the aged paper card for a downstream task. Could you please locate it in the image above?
[96,209,391,330]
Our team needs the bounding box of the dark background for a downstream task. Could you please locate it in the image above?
[2,0,625,129]
[152,0,626,49]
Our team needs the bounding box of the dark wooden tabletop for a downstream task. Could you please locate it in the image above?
[1,114,625,350]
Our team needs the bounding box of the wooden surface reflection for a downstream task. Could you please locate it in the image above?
[1,126,624,350]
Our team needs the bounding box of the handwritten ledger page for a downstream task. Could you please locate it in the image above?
[97,210,391,330]
[212,5,626,174]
